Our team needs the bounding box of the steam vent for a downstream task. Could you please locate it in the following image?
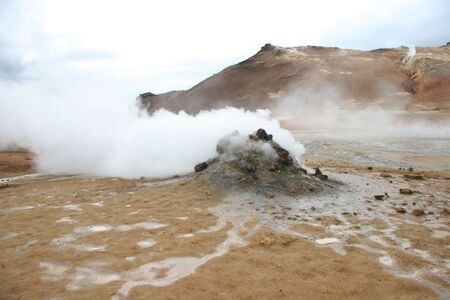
[194,129,337,196]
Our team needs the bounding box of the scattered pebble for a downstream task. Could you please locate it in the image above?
[404,174,424,180]
[394,207,406,214]
[412,209,425,216]
[399,188,413,195]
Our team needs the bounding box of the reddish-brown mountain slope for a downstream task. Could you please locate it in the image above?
[141,44,450,114]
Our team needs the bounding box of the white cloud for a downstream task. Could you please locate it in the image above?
[1,0,448,92]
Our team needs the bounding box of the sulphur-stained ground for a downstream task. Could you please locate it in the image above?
[0,150,449,300]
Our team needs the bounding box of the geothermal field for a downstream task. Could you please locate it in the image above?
[1,1,450,296]
[1,42,450,300]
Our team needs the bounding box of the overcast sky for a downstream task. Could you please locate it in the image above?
[0,0,449,96]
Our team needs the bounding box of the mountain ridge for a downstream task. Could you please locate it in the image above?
[140,43,450,115]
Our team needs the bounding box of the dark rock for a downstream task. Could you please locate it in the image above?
[255,128,272,141]
[412,209,425,216]
[394,207,406,213]
[315,167,323,176]
[404,174,424,180]
[274,146,292,165]
[399,188,413,194]
[374,195,384,200]
[194,162,208,172]
[314,167,328,180]
[367,167,373,170]
[261,43,276,51]
[138,92,157,99]
[408,167,414,172]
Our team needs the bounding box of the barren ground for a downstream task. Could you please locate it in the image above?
[0,145,449,299]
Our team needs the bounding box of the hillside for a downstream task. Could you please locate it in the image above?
[140,43,450,115]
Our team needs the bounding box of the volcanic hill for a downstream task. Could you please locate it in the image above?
[140,43,450,115]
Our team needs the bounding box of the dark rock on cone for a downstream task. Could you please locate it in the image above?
[194,162,208,172]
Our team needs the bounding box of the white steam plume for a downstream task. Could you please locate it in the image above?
[404,45,416,67]
[0,82,303,178]
[271,73,450,139]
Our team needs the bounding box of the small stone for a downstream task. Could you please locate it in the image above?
[404,174,424,180]
[194,162,208,172]
[399,188,413,195]
[408,167,414,172]
[367,166,373,170]
[314,167,328,181]
[412,209,425,216]
[314,167,322,176]
[394,207,406,213]
[374,195,384,200]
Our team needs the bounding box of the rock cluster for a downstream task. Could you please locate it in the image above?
[194,129,335,196]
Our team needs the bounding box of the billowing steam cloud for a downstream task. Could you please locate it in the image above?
[0,82,303,178]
